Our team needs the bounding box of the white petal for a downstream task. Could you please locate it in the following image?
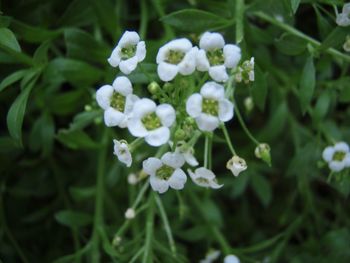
[186,93,202,118]
[107,47,121,67]
[113,140,132,167]
[196,113,219,131]
[184,152,199,167]
[96,85,113,110]
[334,142,349,153]
[143,157,162,175]
[344,153,350,167]
[127,118,148,137]
[336,14,350,26]
[218,99,234,122]
[209,180,224,189]
[150,175,169,194]
[119,56,138,75]
[164,38,192,53]
[322,146,334,162]
[136,41,146,62]
[156,104,176,127]
[178,47,198,75]
[112,76,132,96]
[200,81,225,100]
[224,255,240,263]
[224,44,241,68]
[132,98,156,118]
[145,127,170,146]
[329,161,345,172]
[168,169,187,190]
[196,49,210,71]
[118,31,140,47]
[196,167,216,180]
[161,152,185,168]
[199,32,225,50]
[209,65,228,82]
[157,62,179,81]
[124,94,139,116]
[104,108,124,127]
[188,169,211,188]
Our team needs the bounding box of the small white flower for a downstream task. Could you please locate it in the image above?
[226,155,247,176]
[128,98,176,146]
[143,152,187,194]
[113,139,132,167]
[124,208,136,219]
[188,167,223,189]
[127,173,138,185]
[108,31,146,74]
[175,141,199,167]
[186,81,234,131]
[322,141,350,172]
[96,76,139,127]
[336,3,350,27]
[199,250,221,263]
[224,255,240,263]
[235,57,254,83]
[156,38,198,81]
[196,32,241,82]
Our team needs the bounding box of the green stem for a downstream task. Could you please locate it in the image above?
[327,171,334,183]
[139,0,148,39]
[155,195,177,256]
[129,137,144,152]
[221,124,236,155]
[130,247,145,263]
[254,11,350,62]
[204,134,210,168]
[234,102,260,145]
[235,0,244,44]
[150,0,174,38]
[142,193,155,263]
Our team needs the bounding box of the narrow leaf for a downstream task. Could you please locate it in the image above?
[0,27,21,52]
[299,56,315,114]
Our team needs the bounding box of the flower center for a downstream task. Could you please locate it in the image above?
[196,177,209,184]
[333,151,346,161]
[120,45,136,59]
[141,112,162,130]
[156,165,174,180]
[206,48,225,66]
[110,92,126,112]
[202,98,219,116]
[165,50,185,65]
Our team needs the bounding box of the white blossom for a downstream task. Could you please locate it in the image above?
[113,139,132,167]
[224,255,240,263]
[108,31,146,74]
[143,152,187,194]
[127,173,138,185]
[174,141,199,167]
[156,38,198,81]
[128,98,176,146]
[188,167,223,189]
[235,57,255,83]
[186,81,234,131]
[336,3,350,27]
[322,141,350,172]
[226,155,247,176]
[199,250,221,263]
[96,76,139,127]
[196,32,241,82]
[124,208,136,219]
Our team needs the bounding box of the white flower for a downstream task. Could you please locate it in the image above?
[226,155,247,176]
[128,98,175,146]
[124,208,136,219]
[336,3,350,27]
[322,141,350,172]
[143,152,187,194]
[108,31,146,74]
[196,32,241,82]
[174,141,199,167]
[127,173,138,185]
[156,38,198,81]
[224,255,240,263]
[199,250,221,263]
[96,76,139,127]
[235,57,255,83]
[186,81,234,131]
[113,139,132,167]
[188,167,223,189]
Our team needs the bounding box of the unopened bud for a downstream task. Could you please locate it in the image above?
[163,83,174,92]
[127,173,138,185]
[244,97,254,113]
[125,208,136,219]
[174,129,186,141]
[148,81,160,94]
[112,235,122,247]
[255,143,271,166]
[84,104,92,111]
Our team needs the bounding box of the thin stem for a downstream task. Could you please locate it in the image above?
[142,193,155,263]
[327,171,334,183]
[221,124,236,155]
[154,195,177,256]
[130,247,145,263]
[139,0,148,39]
[208,134,213,170]
[129,137,144,152]
[204,135,210,168]
[132,181,150,210]
[234,102,260,145]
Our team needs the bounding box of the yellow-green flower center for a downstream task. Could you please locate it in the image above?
[165,50,185,65]
[196,177,209,184]
[333,151,346,162]
[120,45,136,59]
[202,98,219,116]
[206,48,225,66]
[156,165,174,180]
[110,92,126,112]
[142,112,162,130]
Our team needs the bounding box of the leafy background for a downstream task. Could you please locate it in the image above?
[1,0,350,262]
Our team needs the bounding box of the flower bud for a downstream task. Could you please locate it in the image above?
[244,97,254,113]
[124,208,136,219]
[226,155,247,176]
[127,173,138,185]
[147,81,160,94]
[163,83,174,92]
[112,235,122,247]
[174,129,186,141]
[343,35,350,52]
[255,143,271,166]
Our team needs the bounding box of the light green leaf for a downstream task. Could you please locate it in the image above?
[299,56,315,114]
[235,0,244,43]
[290,0,301,14]
[0,27,21,52]
[319,27,348,51]
[275,33,307,56]
[0,69,28,93]
[55,210,92,228]
[69,187,96,202]
[251,174,272,207]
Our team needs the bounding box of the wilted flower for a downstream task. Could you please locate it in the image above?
[235,57,255,83]
[322,141,350,172]
[128,98,175,146]
[124,208,136,219]
[113,139,132,167]
[226,155,247,176]
[186,81,234,131]
[255,143,271,166]
[224,255,240,263]
[188,167,223,189]
[199,250,221,263]
[196,32,241,82]
[143,152,187,194]
[108,31,146,74]
[336,3,350,27]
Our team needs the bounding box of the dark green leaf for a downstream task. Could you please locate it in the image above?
[0,69,28,93]
[299,56,315,114]
[275,33,307,56]
[251,174,272,206]
[56,129,99,149]
[251,65,268,111]
[0,27,21,52]
[55,210,92,228]
[69,186,96,202]
[319,27,348,51]
[290,0,301,14]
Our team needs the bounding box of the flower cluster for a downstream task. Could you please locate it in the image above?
[96,31,252,194]
[322,142,350,172]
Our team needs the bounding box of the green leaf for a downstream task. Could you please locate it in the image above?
[312,90,331,121]
[0,69,28,93]
[6,76,38,146]
[251,174,272,207]
[56,130,99,150]
[290,0,301,14]
[231,173,250,198]
[69,186,96,202]
[33,41,51,64]
[58,0,95,27]
[319,27,348,51]
[251,65,268,111]
[275,33,307,56]
[55,210,92,228]
[299,56,315,114]
[0,27,21,52]
[161,9,231,32]
[50,90,87,116]
[0,136,21,153]
[235,0,244,43]
[67,110,101,132]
